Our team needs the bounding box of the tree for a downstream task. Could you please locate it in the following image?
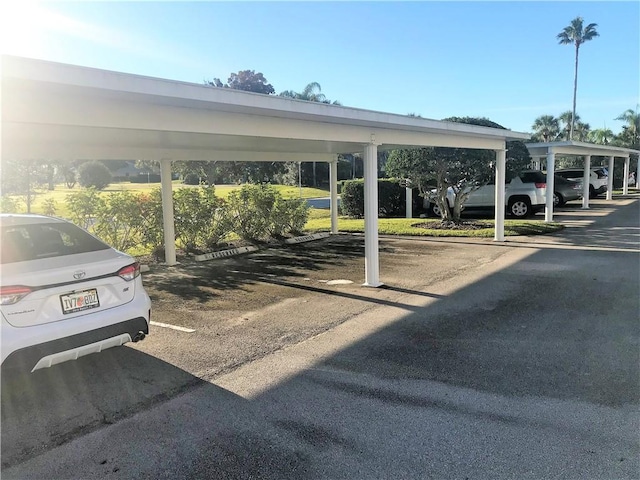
[557,17,599,140]
[385,117,530,223]
[279,82,341,105]
[279,82,341,186]
[207,70,275,95]
[531,115,560,142]
[558,111,577,141]
[77,161,112,190]
[588,128,614,145]
[614,108,640,149]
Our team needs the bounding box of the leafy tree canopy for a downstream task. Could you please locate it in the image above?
[207,70,275,95]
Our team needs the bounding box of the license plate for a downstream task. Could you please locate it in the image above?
[60,289,100,314]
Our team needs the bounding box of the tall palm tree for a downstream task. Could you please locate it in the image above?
[574,121,591,142]
[557,17,599,141]
[279,82,341,186]
[531,115,560,142]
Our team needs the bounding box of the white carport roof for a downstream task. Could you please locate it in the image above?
[525,141,639,222]
[2,55,531,286]
[526,141,639,159]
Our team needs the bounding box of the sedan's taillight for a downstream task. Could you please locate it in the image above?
[118,263,140,281]
[0,286,32,305]
[535,182,546,188]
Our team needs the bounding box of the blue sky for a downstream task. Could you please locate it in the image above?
[2,1,638,135]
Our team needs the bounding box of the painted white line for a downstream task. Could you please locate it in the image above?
[150,321,195,333]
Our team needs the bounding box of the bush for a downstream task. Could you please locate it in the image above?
[0,196,21,213]
[66,188,105,229]
[340,179,414,218]
[173,187,229,253]
[269,197,310,237]
[226,184,278,241]
[183,173,201,185]
[77,161,112,190]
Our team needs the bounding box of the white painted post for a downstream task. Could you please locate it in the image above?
[363,143,382,287]
[582,155,591,209]
[607,156,615,200]
[623,156,630,195]
[160,159,177,265]
[405,186,413,219]
[329,159,338,234]
[545,150,555,222]
[494,149,506,242]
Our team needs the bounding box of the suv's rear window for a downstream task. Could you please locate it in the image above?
[519,172,547,183]
[1,222,110,264]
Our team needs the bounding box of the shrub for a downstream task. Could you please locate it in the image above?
[226,184,278,241]
[66,188,105,229]
[92,191,148,252]
[77,161,112,190]
[0,196,21,213]
[42,198,57,216]
[183,173,201,185]
[173,187,233,254]
[269,197,310,237]
[340,179,411,218]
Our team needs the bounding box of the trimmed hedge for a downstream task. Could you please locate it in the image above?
[340,179,425,218]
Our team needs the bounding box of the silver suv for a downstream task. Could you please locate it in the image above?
[424,170,547,218]
[555,167,608,198]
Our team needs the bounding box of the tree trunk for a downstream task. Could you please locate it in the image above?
[570,44,580,141]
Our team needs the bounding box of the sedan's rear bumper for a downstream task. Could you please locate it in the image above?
[1,317,149,372]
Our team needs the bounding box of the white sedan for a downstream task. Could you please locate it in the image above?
[1,214,151,373]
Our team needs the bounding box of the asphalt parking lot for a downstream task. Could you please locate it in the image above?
[2,198,639,478]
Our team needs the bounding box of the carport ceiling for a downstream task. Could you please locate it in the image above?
[2,55,530,162]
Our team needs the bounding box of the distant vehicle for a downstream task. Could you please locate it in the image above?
[424,170,547,219]
[555,167,608,198]
[552,175,583,207]
[1,214,151,373]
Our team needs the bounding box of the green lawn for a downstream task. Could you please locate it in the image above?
[5,182,329,217]
[305,209,564,237]
[5,183,563,238]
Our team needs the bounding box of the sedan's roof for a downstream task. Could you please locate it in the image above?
[0,214,66,226]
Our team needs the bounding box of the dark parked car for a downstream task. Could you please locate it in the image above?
[552,175,583,207]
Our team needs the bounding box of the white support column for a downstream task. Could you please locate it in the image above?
[405,186,413,219]
[582,155,591,209]
[545,150,556,222]
[329,159,338,234]
[494,148,506,242]
[623,156,630,195]
[160,159,177,266]
[533,157,541,171]
[606,156,615,200]
[363,143,382,287]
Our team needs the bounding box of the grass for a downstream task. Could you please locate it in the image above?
[7,182,563,238]
[6,182,330,217]
[304,209,564,237]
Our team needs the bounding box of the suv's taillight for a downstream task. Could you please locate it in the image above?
[0,286,32,305]
[535,182,546,188]
[118,263,140,281]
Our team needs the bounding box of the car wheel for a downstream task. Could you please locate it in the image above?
[553,192,565,207]
[429,202,443,217]
[508,198,531,218]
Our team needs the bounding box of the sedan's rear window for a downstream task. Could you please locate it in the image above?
[1,222,110,264]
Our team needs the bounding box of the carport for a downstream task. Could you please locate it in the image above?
[2,55,530,286]
[526,141,639,222]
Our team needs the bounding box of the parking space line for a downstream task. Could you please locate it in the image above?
[150,321,196,333]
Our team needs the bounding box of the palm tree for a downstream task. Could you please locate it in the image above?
[279,82,341,186]
[588,128,614,145]
[574,121,591,142]
[531,115,560,142]
[557,17,599,140]
[615,108,640,148]
[558,111,579,141]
